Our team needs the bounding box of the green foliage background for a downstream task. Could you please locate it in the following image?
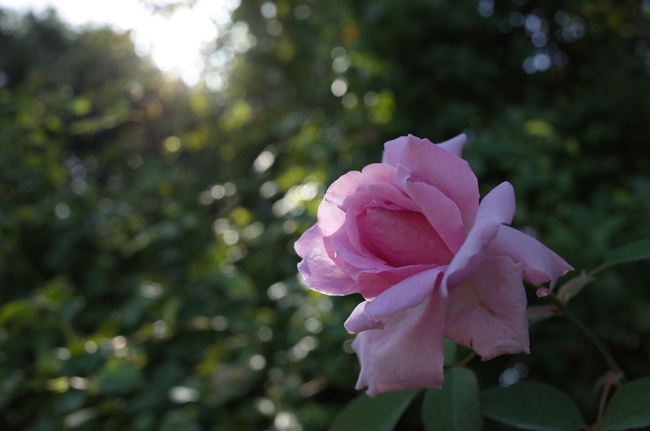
[0,1,649,430]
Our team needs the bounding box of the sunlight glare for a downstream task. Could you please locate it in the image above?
[136,7,218,86]
[131,0,240,87]
[0,0,242,86]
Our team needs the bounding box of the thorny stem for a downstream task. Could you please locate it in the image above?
[587,263,609,278]
[548,293,625,380]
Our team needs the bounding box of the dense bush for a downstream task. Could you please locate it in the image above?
[0,1,649,430]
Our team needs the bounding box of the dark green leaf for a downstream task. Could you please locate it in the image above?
[97,358,143,395]
[328,390,417,431]
[422,367,481,431]
[605,238,650,266]
[603,377,650,431]
[481,381,586,431]
[444,339,458,365]
[0,300,37,326]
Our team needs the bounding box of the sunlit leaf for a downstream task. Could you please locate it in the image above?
[328,390,416,431]
[70,97,92,116]
[0,300,38,326]
[422,367,480,431]
[524,119,555,138]
[219,99,252,132]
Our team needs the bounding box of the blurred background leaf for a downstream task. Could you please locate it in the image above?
[0,0,649,430]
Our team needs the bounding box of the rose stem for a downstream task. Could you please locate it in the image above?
[548,293,625,380]
[456,351,477,368]
[587,263,608,277]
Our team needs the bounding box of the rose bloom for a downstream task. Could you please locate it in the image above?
[294,134,572,397]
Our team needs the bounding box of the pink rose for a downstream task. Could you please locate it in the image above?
[294,134,572,397]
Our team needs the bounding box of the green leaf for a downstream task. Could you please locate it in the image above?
[605,238,650,266]
[0,300,38,326]
[602,377,650,431]
[422,367,481,431]
[481,381,586,431]
[557,270,595,304]
[328,390,416,431]
[70,97,92,116]
[97,358,143,395]
[444,339,458,365]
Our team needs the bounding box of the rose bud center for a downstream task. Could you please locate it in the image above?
[357,207,453,267]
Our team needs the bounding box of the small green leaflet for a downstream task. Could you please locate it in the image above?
[605,238,650,266]
[481,381,586,431]
[443,338,458,365]
[422,367,481,431]
[602,377,650,431]
[328,390,416,431]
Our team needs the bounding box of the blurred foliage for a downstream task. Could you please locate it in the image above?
[0,0,649,430]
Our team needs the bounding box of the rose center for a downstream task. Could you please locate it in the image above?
[357,207,453,267]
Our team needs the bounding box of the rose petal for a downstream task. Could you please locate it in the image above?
[331,227,393,278]
[343,199,412,259]
[382,135,479,227]
[294,226,359,296]
[443,182,516,288]
[404,180,466,253]
[339,183,420,213]
[352,291,446,397]
[437,133,467,157]
[488,225,573,289]
[444,256,529,360]
[330,224,441,301]
[355,272,396,300]
[475,182,516,226]
[356,207,453,267]
[344,267,445,333]
[317,173,359,238]
[317,164,396,237]
[345,301,383,333]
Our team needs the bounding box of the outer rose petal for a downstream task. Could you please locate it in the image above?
[318,164,396,237]
[352,292,446,397]
[294,226,358,296]
[344,267,445,333]
[444,256,529,360]
[345,301,383,333]
[316,172,359,237]
[382,135,479,227]
[488,225,573,290]
[437,133,467,157]
[444,182,516,288]
[475,182,516,226]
